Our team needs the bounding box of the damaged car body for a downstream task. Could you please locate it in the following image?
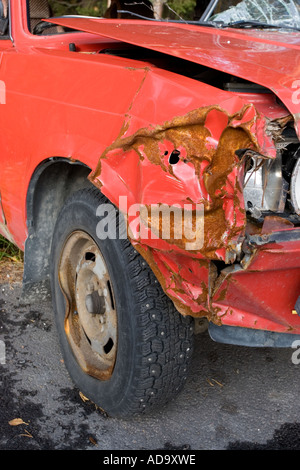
[0,0,300,416]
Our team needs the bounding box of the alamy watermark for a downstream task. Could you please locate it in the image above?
[0,339,5,364]
[0,80,5,104]
[291,340,300,365]
[95,196,205,251]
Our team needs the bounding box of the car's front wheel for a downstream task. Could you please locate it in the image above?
[50,188,194,417]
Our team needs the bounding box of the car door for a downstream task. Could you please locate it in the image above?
[0,4,14,235]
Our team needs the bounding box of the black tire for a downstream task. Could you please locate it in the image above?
[50,188,194,417]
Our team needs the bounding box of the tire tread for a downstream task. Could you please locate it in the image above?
[51,187,194,417]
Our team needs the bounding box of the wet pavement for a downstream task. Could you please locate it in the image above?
[1,280,300,451]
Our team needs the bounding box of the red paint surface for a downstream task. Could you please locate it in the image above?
[48,17,300,135]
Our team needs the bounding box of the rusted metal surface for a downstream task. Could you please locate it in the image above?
[88,103,278,322]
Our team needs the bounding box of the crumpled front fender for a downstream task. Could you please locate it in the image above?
[89,98,276,322]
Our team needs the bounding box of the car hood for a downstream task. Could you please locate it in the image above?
[49,17,300,132]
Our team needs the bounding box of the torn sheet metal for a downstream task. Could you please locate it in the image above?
[212,227,300,333]
[89,102,276,321]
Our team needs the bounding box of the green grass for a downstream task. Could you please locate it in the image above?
[0,235,23,262]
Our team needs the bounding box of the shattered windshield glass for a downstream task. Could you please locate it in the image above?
[207,0,300,29]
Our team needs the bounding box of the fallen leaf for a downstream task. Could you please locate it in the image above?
[206,378,214,387]
[9,418,29,426]
[79,391,89,402]
[206,378,224,388]
[89,436,98,446]
[20,429,33,438]
[211,378,224,387]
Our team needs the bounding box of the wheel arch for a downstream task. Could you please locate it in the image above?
[22,157,95,302]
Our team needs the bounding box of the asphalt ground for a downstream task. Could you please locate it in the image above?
[1,276,300,452]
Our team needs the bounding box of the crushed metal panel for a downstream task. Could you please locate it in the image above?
[89,101,276,322]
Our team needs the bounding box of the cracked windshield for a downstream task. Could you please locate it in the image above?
[48,0,300,28]
[207,0,300,29]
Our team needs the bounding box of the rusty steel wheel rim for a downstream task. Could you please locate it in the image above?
[58,231,117,381]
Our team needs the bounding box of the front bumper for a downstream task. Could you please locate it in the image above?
[208,323,300,348]
[212,228,300,336]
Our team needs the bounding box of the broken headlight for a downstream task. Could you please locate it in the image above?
[243,124,300,222]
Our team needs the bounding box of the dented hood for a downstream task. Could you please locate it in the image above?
[50,17,300,122]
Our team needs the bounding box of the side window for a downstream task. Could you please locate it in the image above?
[48,0,106,17]
[28,0,155,35]
[0,0,9,37]
[27,0,58,35]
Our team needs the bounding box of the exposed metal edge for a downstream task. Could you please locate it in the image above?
[208,323,300,348]
[248,228,300,247]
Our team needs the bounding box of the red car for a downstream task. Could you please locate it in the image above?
[1,0,300,417]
